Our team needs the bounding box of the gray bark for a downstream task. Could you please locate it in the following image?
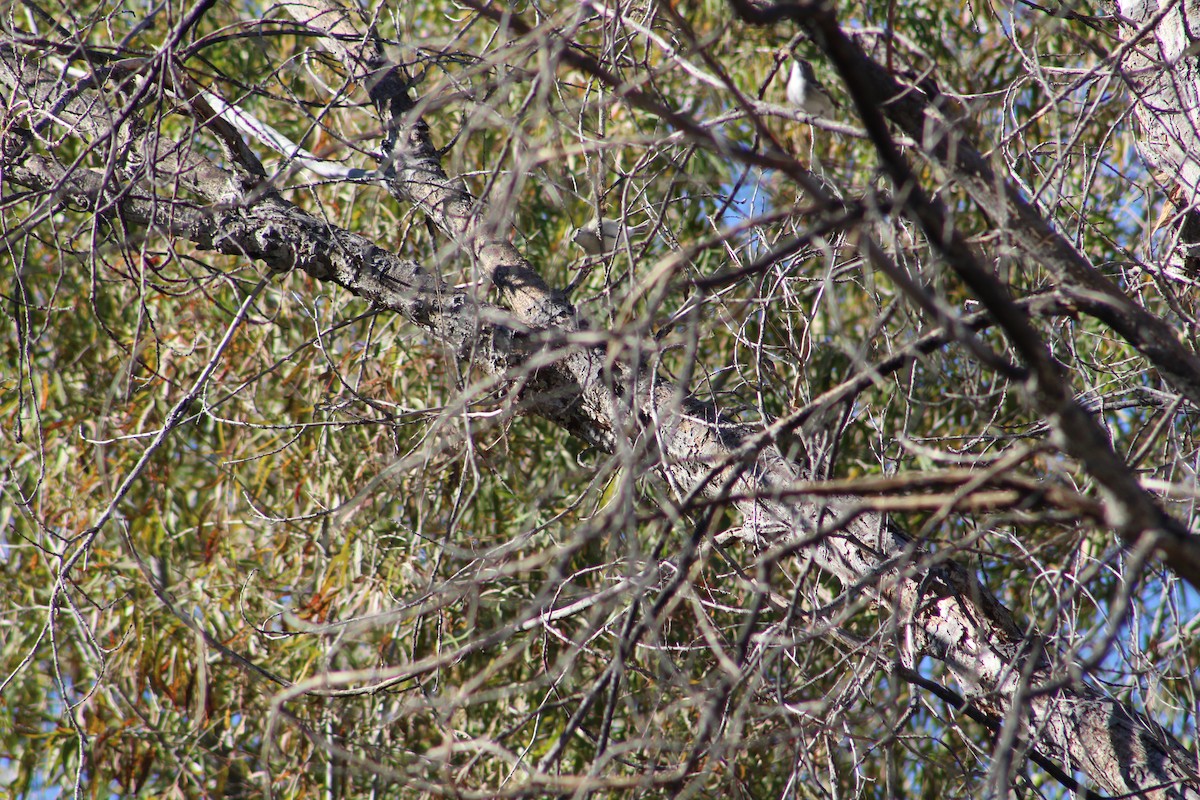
[744,0,1200,581]
[2,4,1198,797]
[729,1,1200,412]
[1119,0,1200,276]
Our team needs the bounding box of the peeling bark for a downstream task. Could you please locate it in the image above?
[1118,0,1200,276]
[2,6,1198,798]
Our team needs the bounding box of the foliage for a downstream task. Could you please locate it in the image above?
[2,0,1199,798]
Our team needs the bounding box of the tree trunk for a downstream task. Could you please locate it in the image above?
[1119,0,1200,277]
[2,2,1198,796]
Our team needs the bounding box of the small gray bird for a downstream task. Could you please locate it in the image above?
[786,57,837,117]
[570,217,646,255]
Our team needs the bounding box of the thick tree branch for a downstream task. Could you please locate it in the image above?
[1116,0,1200,275]
[260,4,1199,798]
[750,1,1200,590]
[730,2,1200,797]
[4,10,1199,800]
[733,0,1200,413]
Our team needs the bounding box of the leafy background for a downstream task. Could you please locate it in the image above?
[2,0,1198,798]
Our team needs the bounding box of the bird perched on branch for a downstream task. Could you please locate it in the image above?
[786,56,838,117]
[570,217,647,255]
